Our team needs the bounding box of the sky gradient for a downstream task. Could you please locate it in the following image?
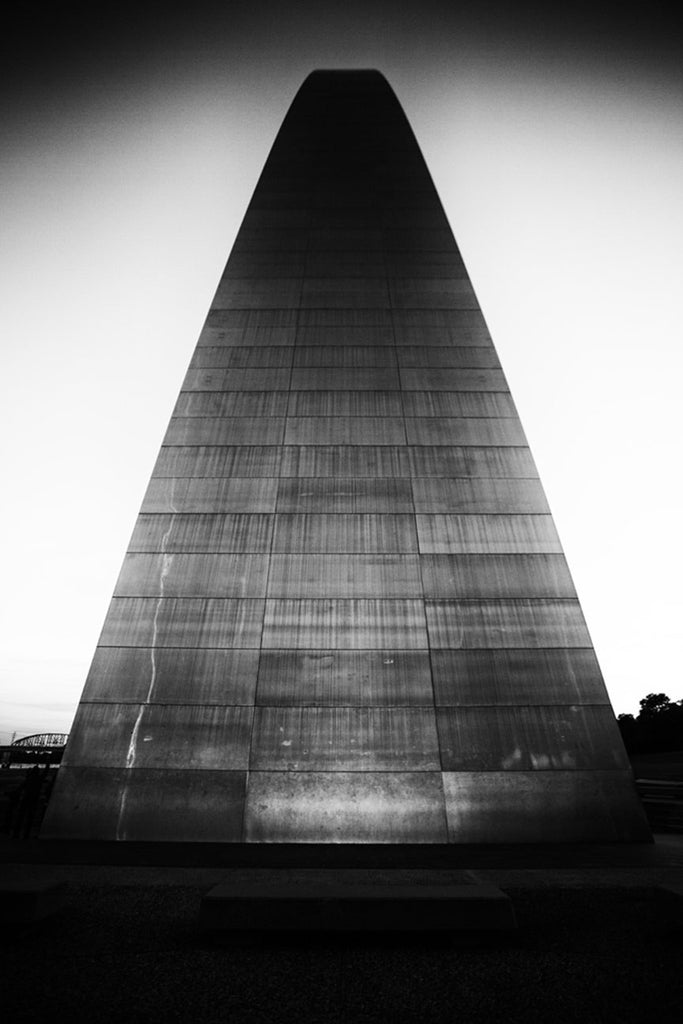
[2,1,682,741]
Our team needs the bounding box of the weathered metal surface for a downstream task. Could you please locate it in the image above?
[262,599,429,649]
[436,706,631,772]
[63,703,254,770]
[141,478,278,513]
[250,707,440,770]
[279,446,411,477]
[266,555,423,598]
[397,347,500,368]
[425,599,591,648]
[272,514,418,553]
[152,445,281,478]
[430,648,608,706]
[402,391,517,416]
[442,771,651,843]
[83,648,259,704]
[420,554,577,599]
[244,772,448,843]
[42,767,247,841]
[405,418,526,446]
[415,514,561,554]
[276,478,414,512]
[412,478,548,513]
[129,513,274,553]
[256,650,433,705]
[163,416,286,445]
[287,389,402,416]
[114,553,270,598]
[284,416,406,445]
[100,598,265,648]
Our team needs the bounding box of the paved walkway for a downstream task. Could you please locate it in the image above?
[3,836,683,1024]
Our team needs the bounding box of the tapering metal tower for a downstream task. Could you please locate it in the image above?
[44,70,649,844]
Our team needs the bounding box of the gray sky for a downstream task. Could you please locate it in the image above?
[2,2,682,740]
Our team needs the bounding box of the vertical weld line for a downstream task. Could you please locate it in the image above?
[116,482,177,840]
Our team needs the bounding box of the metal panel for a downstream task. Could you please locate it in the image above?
[397,347,500,368]
[442,771,651,843]
[163,417,286,445]
[262,599,429,649]
[293,346,396,367]
[141,479,278,514]
[402,391,517,417]
[306,229,384,251]
[267,554,423,598]
[416,514,561,554]
[295,326,395,346]
[129,514,274,553]
[195,326,296,347]
[285,417,406,445]
[42,767,247,842]
[224,253,306,276]
[388,278,478,308]
[420,553,577,599]
[272,514,418,553]
[393,324,491,347]
[406,418,526,446]
[280,446,411,477]
[244,771,448,842]
[276,479,414,512]
[298,308,393,326]
[407,447,538,479]
[206,309,299,328]
[288,390,402,416]
[250,708,440,770]
[100,598,265,648]
[436,705,630,771]
[304,252,386,275]
[430,648,610,706]
[64,703,254,770]
[114,553,270,598]
[212,277,302,308]
[385,253,467,277]
[237,210,310,231]
[190,346,293,368]
[153,445,281,478]
[174,391,289,417]
[182,368,291,391]
[400,369,508,391]
[383,229,456,252]
[83,647,259,704]
[231,228,309,252]
[301,277,390,306]
[256,650,433,705]
[412,479,549,513]
[425,599,591,648]
[61,702,140,766]
[394,309,486,327]
[290,367,400,390]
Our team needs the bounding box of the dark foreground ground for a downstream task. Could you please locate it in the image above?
[3,836,683,1024]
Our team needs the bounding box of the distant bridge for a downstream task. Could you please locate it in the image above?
[1,733,69,767]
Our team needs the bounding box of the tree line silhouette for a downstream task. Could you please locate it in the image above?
[617,694,683,755]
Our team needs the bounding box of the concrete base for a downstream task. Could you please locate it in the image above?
[0,880,68,924]
[199,881,516,932]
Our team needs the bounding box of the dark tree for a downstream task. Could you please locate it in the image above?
[639,693,672,716]
[618,694,683,754]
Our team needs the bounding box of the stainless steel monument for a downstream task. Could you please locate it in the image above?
[43,70,650,844]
